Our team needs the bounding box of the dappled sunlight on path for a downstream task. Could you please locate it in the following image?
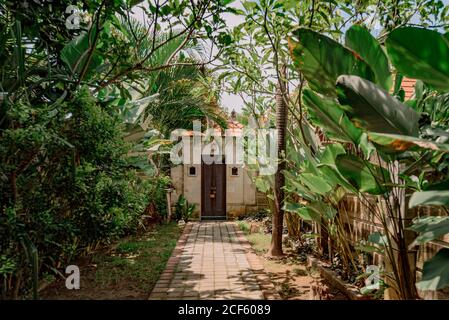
[149,222,280,300]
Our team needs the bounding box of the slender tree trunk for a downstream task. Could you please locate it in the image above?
[269,65,287,257]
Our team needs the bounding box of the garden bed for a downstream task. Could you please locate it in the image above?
[236,219,347,300]
[40,222,183,300]
[306,255,367,300]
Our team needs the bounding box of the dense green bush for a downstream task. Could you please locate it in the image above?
[0,0,231,300]
[144,175,171,220]
[0,88,154,298]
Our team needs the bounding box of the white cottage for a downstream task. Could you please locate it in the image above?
[170,114,266,220]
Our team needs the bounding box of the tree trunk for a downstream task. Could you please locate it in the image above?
[269,65,288,257]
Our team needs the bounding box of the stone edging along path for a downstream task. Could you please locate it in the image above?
[149,221,280,300]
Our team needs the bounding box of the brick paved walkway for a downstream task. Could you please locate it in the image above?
[149,222,280,300]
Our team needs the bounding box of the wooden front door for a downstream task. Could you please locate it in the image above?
[201,159,226,220]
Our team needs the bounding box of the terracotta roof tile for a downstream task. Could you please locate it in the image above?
[401,77,416,100]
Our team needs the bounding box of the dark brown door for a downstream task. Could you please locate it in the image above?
[201,158,226,220]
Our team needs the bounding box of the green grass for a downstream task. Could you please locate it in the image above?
[246,233,271,255]
[237,220,271,255]
[116,241,142,253]
[92,222,182,291]
[237,220,250,234]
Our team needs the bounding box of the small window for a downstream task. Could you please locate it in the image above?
[188,166,196,176]
[231,167,239,176]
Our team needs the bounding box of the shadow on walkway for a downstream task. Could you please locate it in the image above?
[149,221,280,300]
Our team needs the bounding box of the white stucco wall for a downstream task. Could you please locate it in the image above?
[183,164,201,215]
[226,164,244,205]
[170,165,183,205]
[243,168,256,205]
[170,127,259,219]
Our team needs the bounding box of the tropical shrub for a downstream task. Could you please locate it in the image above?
[142,174,172,221]
[175,195,196,222]
[0,88,153,298]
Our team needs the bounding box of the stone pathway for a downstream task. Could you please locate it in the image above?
[149,221,280,300]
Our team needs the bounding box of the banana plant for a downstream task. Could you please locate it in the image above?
[288,28,376,98]
[345,25,393,91]
[385,27,449,291]
[386,27,449,92]
[284,137,392,274]
[290,24,449,296]
[336,75,421,137]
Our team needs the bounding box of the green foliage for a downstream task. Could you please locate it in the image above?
[416,248,449,291]
[336,75,421,136]
[175,195,196,222]
[220,0,449,298]
[412,88,449,126]
[289,18,449,296]
[408,216,449,246]
[386,27,449,91]
[283,202,320,222]
[0,0,235,299]
[302,89,363,144]
[368,132,449,153]
[297,173,333,195]
[145,175,172,219]
[289,28,375,97]
[367,232,389,246]
[345,25,393,91]
[61,27,103,77]
[334,154,392,195]
[0,88,152,298]
[409,191,449,208]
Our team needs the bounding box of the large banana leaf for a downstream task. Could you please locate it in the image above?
[285,179,316,201]
[122,93,160,125]
[289,28,375,97]
[368,232,389,246]
[283,201,335,221]
[61,27,103,77]
[335,154,391,195]
[416,248,449,291]
[309,201,337,220]
[303,89,375,157]
[408,216,449,245]
[298,172,333,195]
[298,120,320,155]
[409,190,449,208]
[303,89,362,143]
[319,143,346,167]
[297,207,321,221]
[345,25,392,91]
[318,166,359,194]
[368,132,449,153]
[336,75,420,136]
[317,144,361,193]
[386,27,449,92]
[283,202,321,222]
[284,171,316,201]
